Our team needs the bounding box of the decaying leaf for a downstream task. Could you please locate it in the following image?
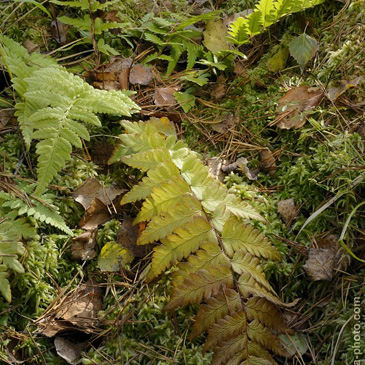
[22,39,40,53]
[211,75,228,100]
[117,216,153,257]
[97,242,134,272]
[0,109,17,129]
[79,198,110,230]
[38,280,102,337]
[275,86,324,129]
[303,248,336,281]
[51,19,69,44]
[289,33,318,72]
[54,337,84,365]
[203,19,229,53]
[267,46,289,73]
[129,64,153,85]
[154,87,179,106]
[259,148,277,175]
[71,230,97,261]
[279,333,308,357]
[72,178,123,210]
[211,113,239,133]
[278,198,299,226]
[303,236,349,281]
[206,157,226,182]
[327,77,362,101]
[222,157,259,180]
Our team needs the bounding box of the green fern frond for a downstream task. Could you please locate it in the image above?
[0,184,72,235]
[0,36,139,195]
[228,0,324,45]
[0,220,27,302]
[110,117,292,363]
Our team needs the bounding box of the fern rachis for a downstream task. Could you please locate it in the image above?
[110,118,293,364]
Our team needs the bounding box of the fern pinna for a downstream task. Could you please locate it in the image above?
[0,35,139,195]
[110,118,292,364]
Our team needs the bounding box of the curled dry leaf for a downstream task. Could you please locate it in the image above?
[38,280,102,337]
[327,77,362,101]
[71,230,97,261]
[206,157,226,182]
[22,39,40,53]
[72,177,123,210]
[54,337,84,365]
[79,198,110,230]
[222,158,259,181]
[51,20,69,44]
[275,86,324,129]
[153,87,179,106]
[129,64,153,85]
[259,148,277,175]
[278,198,299,226]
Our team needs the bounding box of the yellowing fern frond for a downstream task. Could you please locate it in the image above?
[110,118,293,364]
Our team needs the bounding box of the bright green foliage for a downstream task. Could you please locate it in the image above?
[0,36,139,195]
[0,182,72,235]
[228,0,324,44]
[110,118,291,364]
[0,220,28,302]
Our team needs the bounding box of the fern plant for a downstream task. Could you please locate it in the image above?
[0,218,36,302]
[228,0,324,45]
[109,118,292,364]
[0,35,139,195]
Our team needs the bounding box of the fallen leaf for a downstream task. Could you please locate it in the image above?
[259,148,277,175]
[278,198,299,226]
[211,114,239,133]
[221,157,259,181]
[98,242,134,271]
[211,75,227,100]
[22,39,40,53]
[38,280,102,337]
[207,157,225,182]
[129,64,153,85]
[50,20,69,44]
[54,337,84,365]
[117,216,153,257]
[72,178,123,210]
[153,87,179,106]
[0,109,17,129]
[203,19,229,53]
[79,198,110,230]
[71,231,97,261]
[289,33,318,72]
[275,86,324,129]
[267,46,289,73]
[327,77,362,101]
[279,333,308,357]
[303,248,336,281]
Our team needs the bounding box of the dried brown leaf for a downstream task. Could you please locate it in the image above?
[153,87,179,106]
[22,39,40,53]
[211,75,227,100]
[129,64,153,85]
[39,280,102,337]
[54,337,84,365]
[72,177,123,210]
[79,198,110,230]
[303,248,336,281]
[327,77,362,101]
[275,86,324,129]
[50,20,69,44]
[277,199,299,225]
[71,230,97,261]
[259,148,277,175]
